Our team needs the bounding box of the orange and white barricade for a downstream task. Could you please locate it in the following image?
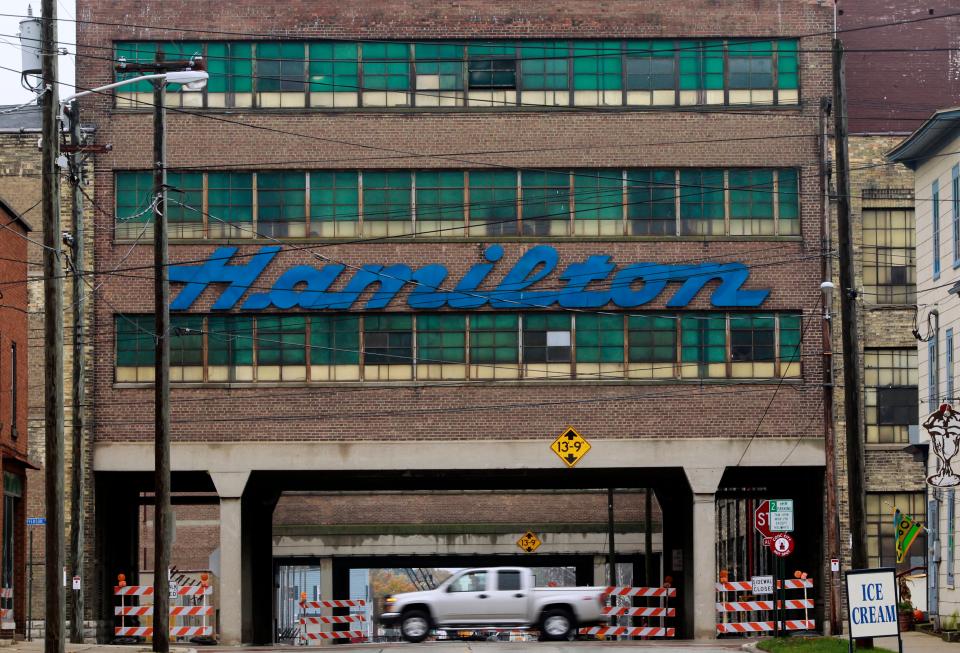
[580,585,677,639]
[298,598,368,644]
[114,574,214,640]
[0,586,13,630]
[715,577,814,635]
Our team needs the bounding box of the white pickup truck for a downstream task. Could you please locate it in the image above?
[379,566,607,642]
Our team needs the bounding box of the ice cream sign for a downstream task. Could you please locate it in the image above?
[168,244,771,311]
[845,568,902,646]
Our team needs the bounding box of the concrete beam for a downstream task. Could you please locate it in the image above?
[210,471,250,499]
[94,438,823,473]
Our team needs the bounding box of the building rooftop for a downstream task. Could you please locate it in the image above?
[0,196,34,233]
[0,104,41,133]
[886,107,960,170]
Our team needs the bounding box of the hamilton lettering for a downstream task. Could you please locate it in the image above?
[168,244,770,312]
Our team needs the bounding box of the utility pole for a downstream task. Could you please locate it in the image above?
[66,100,85,644]
[152,63,172,653]
[820,96,842,636]
[40,1,65,652]
[644,488,654,586]
[833,38,870,645]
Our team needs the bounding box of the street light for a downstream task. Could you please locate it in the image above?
[60,64,206,651]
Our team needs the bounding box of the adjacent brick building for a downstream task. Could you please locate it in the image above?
[77,0,833,642]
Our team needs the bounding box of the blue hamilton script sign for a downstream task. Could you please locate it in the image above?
[168,244,770,311]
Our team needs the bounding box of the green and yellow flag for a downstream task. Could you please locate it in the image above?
[894,509,923,564]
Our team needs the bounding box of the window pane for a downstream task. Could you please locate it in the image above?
[679,169,725,235]
[468,43,516,89]
[166,172,204,227]
[116,315,155,366]
[470,314,518,364]
[116,171,154,225]
[310,315,360,365]
[309,42,359,93]
[364,314,413,365]
[576,314,623,363]
[573,169,622,221]
[730,314,775,362]
[728,40,774,89]
[469,170,518,235]
[416,171,465,222]
[363,171,412,222]
[170,315,204,366]
[257,171,306,237]
[208,173,253,224]
[521,170,569,235]
[414,43,464,91]
[625,41,675,90]
[680,314,726,370]
[572,41,621,91]
[627,169,675,235]
[520,41,569,91]
[523,313,571,363]
[362,42,409,90]
[628,315,676,363]
[257,42,306,92]
[257,315,307,365]
[310,171,359,226]
[864,348,919,443]
[862,208,916,304]
[208,316,254,366]
[115,42,158,93]
[417,314,466,364]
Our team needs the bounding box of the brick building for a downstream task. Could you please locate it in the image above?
[0,104,93,636]
[833,0,960,613]
[0,194,34,637]
[77,0,833,642]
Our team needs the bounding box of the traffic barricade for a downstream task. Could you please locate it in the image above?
[114,574,214,640]
[1,586,13,630]
[579,585,677,639]
[715,576,814,634]
[298,598,367,644]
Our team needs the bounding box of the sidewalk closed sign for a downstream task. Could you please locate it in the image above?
[845,568,900,642]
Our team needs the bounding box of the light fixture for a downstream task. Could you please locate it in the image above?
[820,280,835,320]
[948,281,960,297]
[163,69,209,91]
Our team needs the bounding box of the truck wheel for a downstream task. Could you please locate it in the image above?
[539,608,575,641]
[400,610,430,643]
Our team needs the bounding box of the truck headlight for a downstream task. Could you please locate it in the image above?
[385,596,396,604]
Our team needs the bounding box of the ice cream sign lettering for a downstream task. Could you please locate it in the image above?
[168,244,770,311]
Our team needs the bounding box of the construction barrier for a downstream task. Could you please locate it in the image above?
[114,577,214,640]
[298,598,368,644]
[715,577,814,635]
[580,585,677,639]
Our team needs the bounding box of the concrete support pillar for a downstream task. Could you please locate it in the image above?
[211,472,250,646]
[319,558,333,640]
[593,555,607,586]
[685,467,724,640]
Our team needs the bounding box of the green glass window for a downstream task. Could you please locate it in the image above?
[115,42,157,93]
[520,41,569,91]
[310,171,359,223]
[207,316,254,366]
[575,314,623,363]
[414,43,464,91]
[416,171,465,222]
[207,173,253,224]
[573,169,622,221]
[522,313,571,363]
[627,170,675,235]
[728,40,774,89]
[778,169,800,230]
[116,315,155,367]
[469,170,517,234]
[310,315,360,365]
[160,43,203,91]
[308,42,359,93]
[257,171,306,235]
[679,40,724,91]
[256,315,307,366]
[116,171,154,224]
[363,171,411,222]
[779,314,802,364]
[170,315,204,367]
[467,43,517,89]
[730,314,775,361]
[625,41,675,90]
[207,42,253,94]
[363,314,413,365]
[777,40,799,90]
[257,42,306,92]
[572,41,622,91]
[679,169,725,234]
[681,314,726,366]
[166,172,204,225]
[521,170,569,228]
[628,315,676,362]
[470,314,518,364]
[417,314,466,364]
[362,42,409,91]
[729,169,774,219]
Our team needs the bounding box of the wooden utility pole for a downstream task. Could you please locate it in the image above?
[152,70,171,653]
[40,1,65,652]
[834,40,873,648]
[66,101,85,645]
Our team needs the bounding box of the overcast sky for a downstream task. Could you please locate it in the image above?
[0,1,75,105]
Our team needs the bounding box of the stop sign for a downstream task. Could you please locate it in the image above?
[754,500,773,540]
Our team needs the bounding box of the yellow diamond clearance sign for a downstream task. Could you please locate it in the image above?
[517,531,542,553]
[551,426,591,468]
